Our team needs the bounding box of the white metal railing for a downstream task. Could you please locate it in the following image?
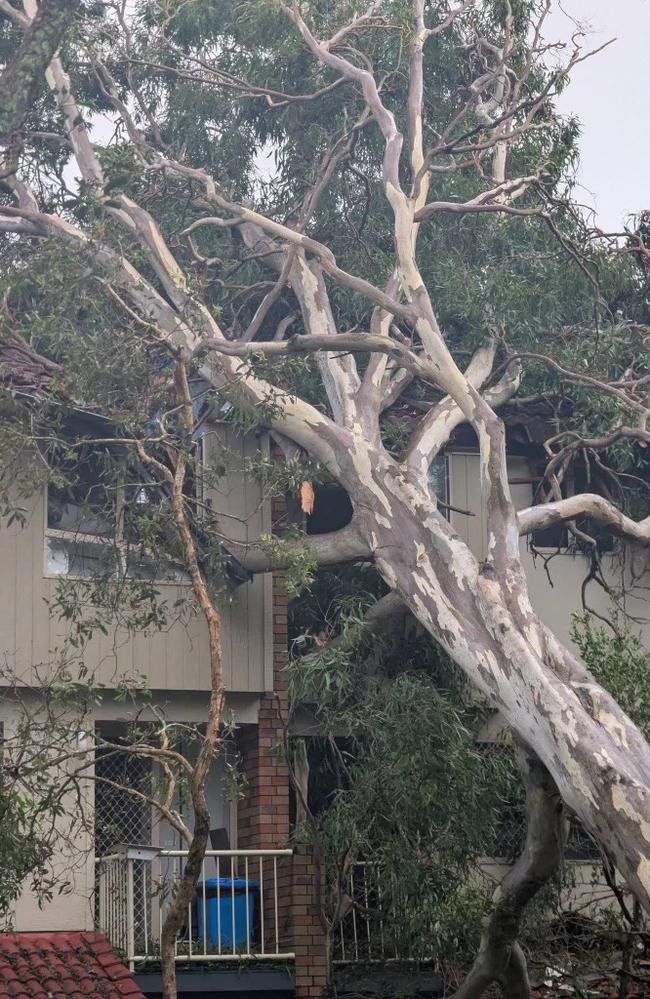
[334,862,395,964]
[96,847,294,969]
[333,862,438,964]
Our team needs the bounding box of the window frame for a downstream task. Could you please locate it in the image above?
[43,451,192,586]
[476,738,600,864]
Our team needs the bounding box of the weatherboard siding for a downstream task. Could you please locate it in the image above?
[0,427,272,693]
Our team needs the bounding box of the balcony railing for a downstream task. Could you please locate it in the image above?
[96,847,294,969]
[333,862,396,964]
[333,862,438,965]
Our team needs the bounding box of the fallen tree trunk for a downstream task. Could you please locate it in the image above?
[341,446,650,914]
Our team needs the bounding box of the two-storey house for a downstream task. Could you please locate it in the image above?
[1,373,649,997]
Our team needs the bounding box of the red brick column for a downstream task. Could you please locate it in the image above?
[292,846,329,997]
[237,493,329,997]
[237,569,292,951]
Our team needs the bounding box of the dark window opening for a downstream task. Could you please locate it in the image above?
[306,484,353,535]
[46,443,191,583]
[530,459,616,553]
[429,454,448,510]
[530,463,569,550]
[476,742,600,861]
[47,447,117,538]
[566,819,600,861]
[532,520,569,550]
[289,735,353,829]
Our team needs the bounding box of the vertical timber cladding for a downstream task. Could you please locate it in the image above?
[447,452,533,559]
[0,426,273,692]
[447,451,489,560]
[202,423,273,693]
[0,480,209,691]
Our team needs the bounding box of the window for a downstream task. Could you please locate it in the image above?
[46,536,119,580]
[45,446,189,584]
[532,516,569,551]
[476,741,600,862]
[47,450,116,538]
[529,460,615,554]
[46,447,121,579]
[566,819,600,861]
[94,734,153,950]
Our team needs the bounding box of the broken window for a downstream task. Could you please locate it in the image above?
[45,445,189,583]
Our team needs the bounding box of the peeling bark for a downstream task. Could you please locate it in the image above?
[519,494,650,545]
[313,440,650,913]
[5,0,650,945]
[228,521,372,573]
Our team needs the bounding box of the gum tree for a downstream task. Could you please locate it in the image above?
[1,0,650,994]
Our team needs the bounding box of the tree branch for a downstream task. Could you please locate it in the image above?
[406,345,521,478]
[0,0,78,141]
[518,494,650,546]
[452,744,567,999]
[226,521,372,574]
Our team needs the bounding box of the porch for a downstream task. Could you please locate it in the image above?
[96,847,295,970]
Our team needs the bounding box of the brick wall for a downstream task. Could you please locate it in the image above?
[292,846,329,997]
[237,494,329,997]
[237,567,290,845]
[237,568,292,951]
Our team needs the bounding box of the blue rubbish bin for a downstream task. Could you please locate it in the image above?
[195,877,259,949]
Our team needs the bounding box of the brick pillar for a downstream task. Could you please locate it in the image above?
[237,568,292,951]
[292,846,329,997]
[237,493,328,997]
[237,564,290,844]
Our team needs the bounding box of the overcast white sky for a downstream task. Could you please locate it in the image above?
[546,0,649,231]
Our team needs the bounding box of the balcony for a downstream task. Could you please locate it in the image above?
[96,847,294,970]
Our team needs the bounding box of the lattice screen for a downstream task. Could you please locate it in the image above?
[95,747,152,854]
[477,740,599,861]
[95,745,153,947]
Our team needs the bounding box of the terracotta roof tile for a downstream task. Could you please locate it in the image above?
[0,933,146,999]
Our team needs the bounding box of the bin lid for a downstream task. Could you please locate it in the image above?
[196,877,260,889]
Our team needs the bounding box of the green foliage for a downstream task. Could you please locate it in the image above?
[260,529,320,596]
[97,0,650,491]
[0,788,56,919]
[1,0,649,942]
[50,575,172,648]
[295,667,509,960]
[288,565,511,962]
[572,615,650,738]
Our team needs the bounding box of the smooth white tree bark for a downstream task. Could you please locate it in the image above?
[2,0,650,979]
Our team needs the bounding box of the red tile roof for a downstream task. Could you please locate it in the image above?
[0,931,146,999]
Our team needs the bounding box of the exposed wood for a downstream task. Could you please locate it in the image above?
[3,5,650,994]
